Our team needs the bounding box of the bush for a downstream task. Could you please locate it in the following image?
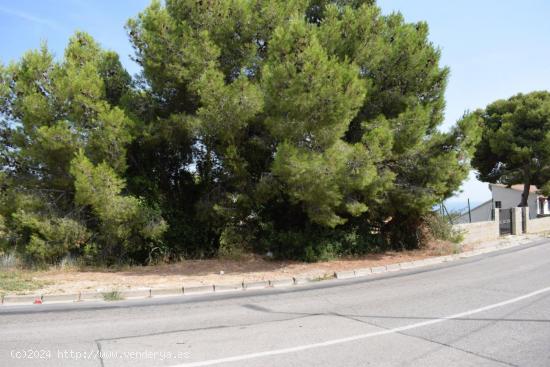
[217,226,251,260]
[0,252,18,269]
[423,212,464,244]
[102,290,124,301]
[12,211,90,264]
[258,224,387,262]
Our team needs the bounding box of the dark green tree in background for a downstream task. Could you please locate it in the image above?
[470,91,550,207]
[0,0,480,264]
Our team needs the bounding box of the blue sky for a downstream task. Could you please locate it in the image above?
[1,0,549,209]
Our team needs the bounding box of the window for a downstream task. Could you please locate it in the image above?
[495,201,502,209]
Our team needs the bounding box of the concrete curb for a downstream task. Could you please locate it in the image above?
[354,268,372,277]
[371,266,386,274]
[79,292,104,301]
[184,285,214,295]
[386,263,401,272]
[150,287,183,297]
[269,279,294,288]
[293,277,315,285]
[42,294,79,303]
[0,238,532,307]
[2,295,41,305]
[243,281,269,290]
[334,270,355,279]
[213,284,242,292]
[120,289,152,299]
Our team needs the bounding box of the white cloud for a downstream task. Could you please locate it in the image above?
[0,5,62,30]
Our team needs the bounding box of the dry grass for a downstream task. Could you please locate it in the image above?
[0,270,49,295]
[2,239,464,296]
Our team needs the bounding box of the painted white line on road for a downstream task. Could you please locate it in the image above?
[175,285,550,367]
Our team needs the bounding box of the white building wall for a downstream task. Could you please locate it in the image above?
[538,197,550,216]
[456,200,493,224]
[490,185,538,219]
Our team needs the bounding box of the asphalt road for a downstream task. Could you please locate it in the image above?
[1,239,550,367]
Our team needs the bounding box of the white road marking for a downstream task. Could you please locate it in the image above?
[175,286,550,367]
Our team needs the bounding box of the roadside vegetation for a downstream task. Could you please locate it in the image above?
[0,270,47,295]
[102,290,124,302]
[2,0,538,269]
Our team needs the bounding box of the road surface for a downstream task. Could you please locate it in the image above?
[1,239,550,367]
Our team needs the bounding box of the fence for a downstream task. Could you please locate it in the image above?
[454,207,550,244]
[453,209,499,245]
[524,212,550,234]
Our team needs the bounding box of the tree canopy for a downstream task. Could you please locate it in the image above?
[471,91,550,207]
[0,0,479,264]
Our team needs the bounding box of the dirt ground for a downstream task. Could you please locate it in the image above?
[12,241,464,295]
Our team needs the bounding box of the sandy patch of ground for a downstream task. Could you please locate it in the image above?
[13,241,463,295]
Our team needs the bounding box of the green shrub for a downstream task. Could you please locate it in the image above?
[217,226,252,260]
[258,223,387,262]
[102,290,124,301]
[12,211,90,264]
[424,212,464,244]
[0,271,47,295]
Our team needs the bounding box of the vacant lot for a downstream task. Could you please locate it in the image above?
[0,271,49,296]
[0,240,467,295]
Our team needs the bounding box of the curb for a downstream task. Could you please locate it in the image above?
[213,284,242,292]
[0,239,530,306]
[42,293,79,303]
[269,279,294,288]
[151,287,182,297]
[243,281,269,290]
[184,285,214,295]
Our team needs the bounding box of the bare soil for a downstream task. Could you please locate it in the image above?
[7,240,462,295]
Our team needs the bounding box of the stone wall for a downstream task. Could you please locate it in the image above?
[455,207,550,245]
[454,219,499,245]
[525,215,550,234]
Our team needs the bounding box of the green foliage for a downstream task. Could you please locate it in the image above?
[423,213,464,244]
[470,91,550,206]
[0,0,480,264]
[0,271,48,295]
[257,222,386,262]
[12,211,90,263]
[102,290,124,301]
[0,31,166,264]
[71,152,167,261]
[217,226,252,260]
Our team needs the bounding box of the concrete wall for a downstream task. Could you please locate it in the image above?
[454,210,499,245]
[455,207,550,245]
[525,215,550,234]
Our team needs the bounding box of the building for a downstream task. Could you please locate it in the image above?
[457,183,549,224]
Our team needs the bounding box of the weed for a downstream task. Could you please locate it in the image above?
[0,252,18,268]
[0,270,47,295]
[311,273,335,282]
[102,290,124,301]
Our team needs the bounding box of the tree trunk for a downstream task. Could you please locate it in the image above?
[520,176,530,207]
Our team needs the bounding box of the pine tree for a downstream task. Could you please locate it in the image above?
[0,0,480,262]
[125,0,479,254]
[471,91,550,207]
[0,32,166,263]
